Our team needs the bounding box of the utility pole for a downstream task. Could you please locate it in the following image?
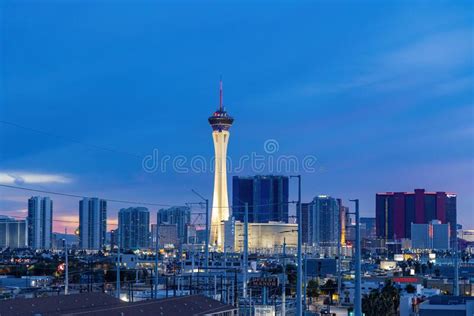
[116,228,121,299]
[291,175,302,316]
[454,223,459,296]
[205,198,209,275]
[191,190,209,273]
[224,246,227,303]
[64,228,69,295]
[282,238,286,316]
[191,190,210,297]
[243,202,249,300]
[154,222,159,299]
[303,254,307,312]
[350,199,361,316]
[337,207,342,305]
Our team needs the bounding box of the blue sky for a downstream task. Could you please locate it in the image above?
[1,0,473,232]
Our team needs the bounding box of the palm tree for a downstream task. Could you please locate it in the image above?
[306,279,320,304]
[362,290,382,316]
[362,281,400,316]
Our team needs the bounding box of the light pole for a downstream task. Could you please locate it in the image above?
[191,190,210,275]
[290,175,302,316]
[453,223,459,296]
[279,229,297,314]
[116,228,121,299]
[282,237,287,316]
[154,220,159,299]
[337,205,342,305]
[64,228,69,295]
[349,199,361,316]
[243,202,249,300]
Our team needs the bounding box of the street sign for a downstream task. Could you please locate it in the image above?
[249,277,279,288]
[254,305,275,316]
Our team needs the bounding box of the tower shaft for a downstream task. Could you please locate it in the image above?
[210,130,230,249]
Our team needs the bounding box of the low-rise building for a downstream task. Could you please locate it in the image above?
[419,296,474,316]
[223,218,297,252]
[0,216,27,249]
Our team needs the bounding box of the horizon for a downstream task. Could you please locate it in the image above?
[1,1,473,233]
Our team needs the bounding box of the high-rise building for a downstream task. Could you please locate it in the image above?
[411,223,431,249]
[301,202,312,244]
[411,220,450,250]
[0,216,27,249]
[208,80,234,249]
[110,229,118,250]
[432,220,450,250]
[338,199,348,245]
[118,207,150,250]
[157,206,191,244]
[232,175,289,223]
[360,217,376,240]
[79,198,107,250]
[376,189,456,242]
[301,195,340,253]
[151,224,179,248]
[27,196,53,249]
[232,176,254,221]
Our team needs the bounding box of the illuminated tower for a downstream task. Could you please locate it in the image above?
[208,80,234,250]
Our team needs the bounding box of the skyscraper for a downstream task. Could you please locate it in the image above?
[118,207,150,250]
[27,196,53,250]
[376,189,456,242]
[232,175,289,223]
[157,206,191,244]
[208,80,234,249]
[411,220,450,250]
[338,199,348,246]
[360,217,376,240]
[0,216,27,249]
[79,197,107,250]
[301,195,340,253]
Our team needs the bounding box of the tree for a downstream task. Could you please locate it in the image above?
[427,261,433,274]
[362,290,382,316]
[405,284,416,294]
[285,264,297,294]
[421,264,427,274]
[306,279,320,303]
[414,262,421,274]
[362,280,400,316]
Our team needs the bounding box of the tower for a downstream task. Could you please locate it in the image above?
[79,197,107,250]
[208,80,234,249]
[27,196,53,250]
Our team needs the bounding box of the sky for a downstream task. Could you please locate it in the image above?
[1,0,473,232]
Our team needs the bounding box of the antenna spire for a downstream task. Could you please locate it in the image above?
[219,77,223,111]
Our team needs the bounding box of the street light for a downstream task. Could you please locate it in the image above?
[290,175,302,316]
[279,229,297,316]
[453,223,460,296]
[349,199,361,316]
[191,189,210,274]
[64,228,69,295]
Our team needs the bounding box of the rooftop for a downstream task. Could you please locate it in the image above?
[0,293,236,316]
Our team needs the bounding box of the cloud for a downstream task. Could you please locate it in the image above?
[0,172,72,185]
[385,29,473,70]
[300,28,473,97]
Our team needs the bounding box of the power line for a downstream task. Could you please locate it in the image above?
[0,184,172,207]
[0,120,143,159]
[1,184,297,210]
[4,214,119,227]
